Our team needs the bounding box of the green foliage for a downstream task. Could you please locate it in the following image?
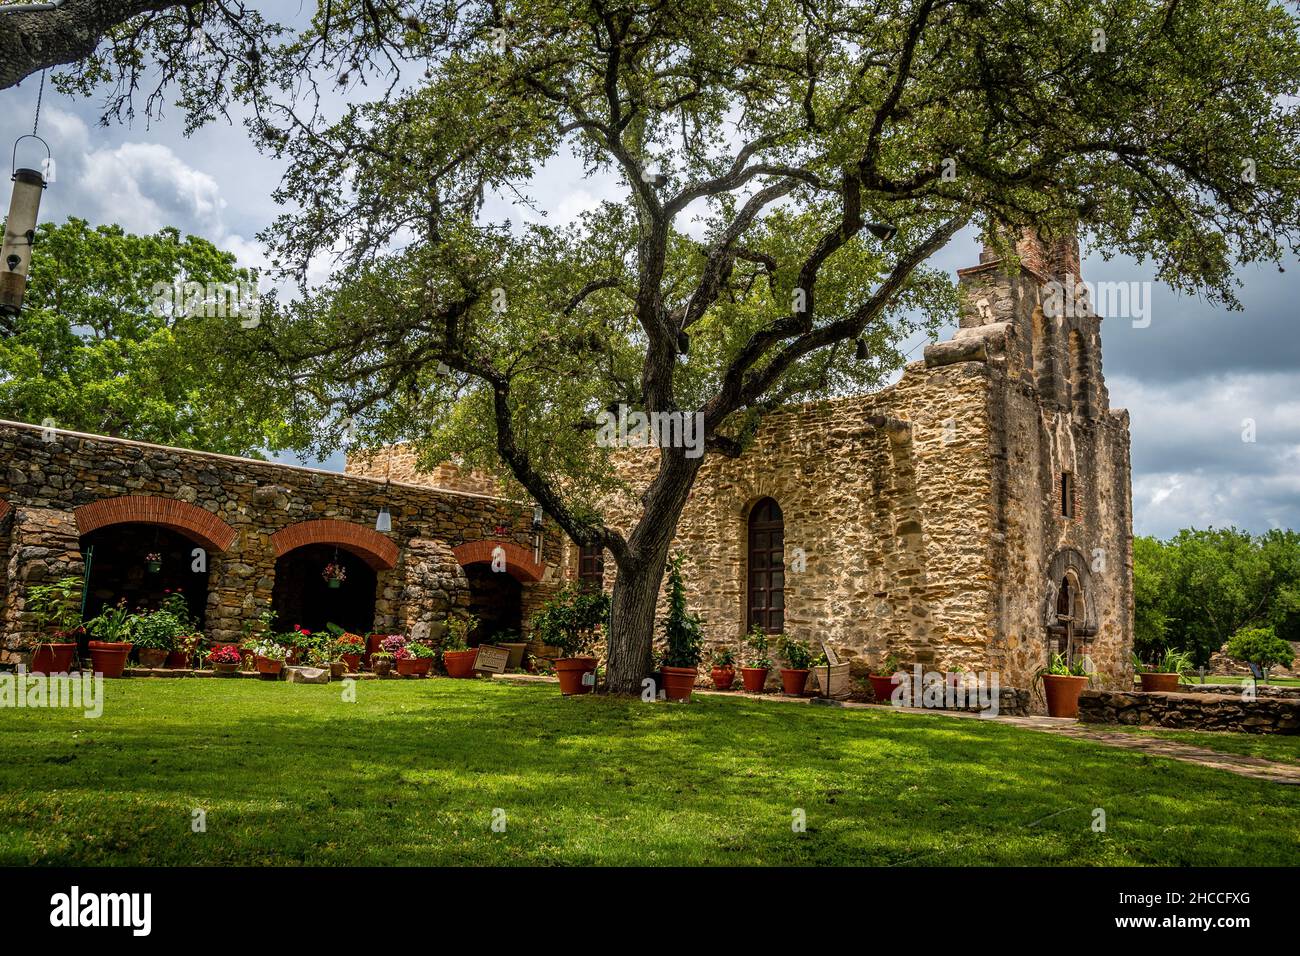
[131,611,185,651]
[406,643,438,660]
[778,636,814,671]
[24,576,84,638]
[86,601,136,643]
[711,646,736,669]
[1133,528,1300,666]
[874,653,902,677]
[0,218,293,456]
[532,588,609,657]
[743,624,772,670]
[442,615,477,652]
[1225,626,1295,674]
[661,554,703,669]
[1040,653,1088,679]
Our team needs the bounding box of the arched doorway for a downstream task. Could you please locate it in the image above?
[463,563,523,644]
[80,524,210,625]
[747,497,785,633]
[272,544,378,635]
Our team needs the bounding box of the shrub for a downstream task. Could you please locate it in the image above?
[711,646,736,668]
[132,610,185,651]
[533,588,607,657]
[1225,626,1295,676]
[743,624,771,669]
[442,615,476,652]
[778,635,814,670]
[661,553,703,668]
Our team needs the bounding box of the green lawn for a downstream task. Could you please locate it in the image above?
[1104,726,1300,766]
[1190,675,1300,687]
[1,678,1297,866]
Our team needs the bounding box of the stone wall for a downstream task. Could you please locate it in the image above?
[0,421,565,659]
[1079,689,1300,734]
[347,446,504,497]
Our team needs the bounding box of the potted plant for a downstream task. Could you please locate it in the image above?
[710,646,737,690]
[777,635,813,696]
[659,554,704,701]
[534,588,609,694]
[1133,649,1192,692]
[252,640,287,678]
[86,600,136,678]
[868,653,903,704]
[207,643,242,676]
[741,624,771,692]
[284,624,317,664]
[171,633,201,670]
[132,609,181,669]
[440,617,479,678]
[24,576,84,674]
[396,642,436,677]
[370,650,394,677]
[322,562,347,589]
[1038,653,1089,717]
[334,632,365,672]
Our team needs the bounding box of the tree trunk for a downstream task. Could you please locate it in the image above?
[604,544,672,695]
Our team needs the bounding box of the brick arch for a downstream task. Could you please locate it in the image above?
[271,519,398,571]
[0,499,10,522]
[453,539,544,583]
[75,496,238,552]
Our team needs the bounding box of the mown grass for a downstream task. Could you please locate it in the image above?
[1103,726,1300,766]
[1,678,1296,866]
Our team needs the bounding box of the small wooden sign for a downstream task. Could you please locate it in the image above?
[821,643,842,666]
[474,644,511,674]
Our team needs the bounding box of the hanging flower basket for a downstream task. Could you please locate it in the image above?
[322,562,347,588]
[145,552,162,574]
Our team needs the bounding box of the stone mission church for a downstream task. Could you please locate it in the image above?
[2,230,1132,699]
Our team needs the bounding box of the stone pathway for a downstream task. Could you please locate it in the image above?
[494,673,1300,784]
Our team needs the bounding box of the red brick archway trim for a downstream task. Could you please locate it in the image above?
[271,519,398,571]
[75,496,238,552]
[453,539,545,583]
[0,500,10,522]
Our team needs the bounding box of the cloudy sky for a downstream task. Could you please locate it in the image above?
[1,63,1295,541]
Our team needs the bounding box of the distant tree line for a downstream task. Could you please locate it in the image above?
[1134,528,1300,668]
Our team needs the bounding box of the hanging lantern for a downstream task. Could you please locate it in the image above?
[0,136,50,317]
[375,507,392,533]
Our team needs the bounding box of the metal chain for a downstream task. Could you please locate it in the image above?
[33,68,46,135]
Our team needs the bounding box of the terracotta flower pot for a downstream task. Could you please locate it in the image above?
[255,656,284,677]
[779,668,810,696]
[212,661,239,676]
[662,665,699,701]
[555,656,597,695]
[137,648,168,669]
[29,643,77,675]
[869,674,901,704]
[412,657,432,676]
[396,657,422,677]
[166,650,190,669]
[342,653,361,673]
[443,649,478,679]
[711,666,736,691]
[88,641,132,678]
[1138,672,1181,693]
[372,659,393,677]
[740,666,769,692]
[1042,674,1088,717]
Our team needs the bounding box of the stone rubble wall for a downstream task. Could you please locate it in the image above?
[1078,689,1300,734]
[0,421,565,659]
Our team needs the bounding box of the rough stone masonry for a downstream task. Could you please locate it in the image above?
[353,231,1136,700]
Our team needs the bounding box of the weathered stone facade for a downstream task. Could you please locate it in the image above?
[369,233,1135,705]
[0,424,566,660]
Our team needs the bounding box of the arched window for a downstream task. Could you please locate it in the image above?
[747,498,785,633]
[578,544,605,593]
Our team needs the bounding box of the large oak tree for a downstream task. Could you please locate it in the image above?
[29,0,1300,692]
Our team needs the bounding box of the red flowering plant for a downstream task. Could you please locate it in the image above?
[380,634,407,657]
[207,644,241,665]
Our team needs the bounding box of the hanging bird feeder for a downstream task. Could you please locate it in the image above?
[1,134,50,317]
